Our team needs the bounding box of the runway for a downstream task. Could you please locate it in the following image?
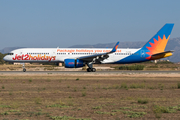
[0,70,180,75]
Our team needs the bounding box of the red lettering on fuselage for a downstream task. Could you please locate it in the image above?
[12,54,56,62]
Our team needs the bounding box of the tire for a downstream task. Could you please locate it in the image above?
[87,68,91,72]
[23,68,26,72]
[92,68,96,72]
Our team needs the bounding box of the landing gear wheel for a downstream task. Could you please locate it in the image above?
[92,68,96,72]
[87,68,91,72]
[87,68,96,72]
[23,68,26,72]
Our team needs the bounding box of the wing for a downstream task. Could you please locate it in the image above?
[77,42,119,63]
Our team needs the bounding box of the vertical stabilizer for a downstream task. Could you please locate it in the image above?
[141,23,174,59]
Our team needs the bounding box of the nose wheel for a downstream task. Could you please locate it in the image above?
[23,68,26,72]
[22,63,26,72]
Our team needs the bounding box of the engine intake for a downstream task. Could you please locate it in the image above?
[64,59,84,68]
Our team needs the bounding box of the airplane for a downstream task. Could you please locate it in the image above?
[3,23,174,72]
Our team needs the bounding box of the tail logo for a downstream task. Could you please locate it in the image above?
[146,35,170,60]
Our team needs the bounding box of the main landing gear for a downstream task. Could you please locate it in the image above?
[87,68,96,72]
[86,62,96,72]
[22,63,26,72]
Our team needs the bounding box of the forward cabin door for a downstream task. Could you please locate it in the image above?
[19,50,23,62]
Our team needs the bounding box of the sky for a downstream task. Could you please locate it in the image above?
[0,0,180,49]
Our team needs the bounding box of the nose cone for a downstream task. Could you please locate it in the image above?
[3,56,8,61]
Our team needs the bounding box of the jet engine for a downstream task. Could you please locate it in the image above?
[64,59,84,68]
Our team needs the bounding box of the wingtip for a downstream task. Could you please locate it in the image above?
[116,41,119,48]
[165,23,174,26]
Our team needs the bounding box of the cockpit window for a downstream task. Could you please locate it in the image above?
[8,53,14,55]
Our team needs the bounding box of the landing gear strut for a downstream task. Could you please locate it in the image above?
[22,63,26,72]
[86,62,96,72]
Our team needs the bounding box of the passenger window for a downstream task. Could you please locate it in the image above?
[8,53,13,55]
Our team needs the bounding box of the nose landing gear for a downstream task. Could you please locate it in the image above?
[23,68,26,72]
[22,63,26,72]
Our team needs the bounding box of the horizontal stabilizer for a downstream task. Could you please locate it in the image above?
[150,50,174,60]
[152,50,174,57]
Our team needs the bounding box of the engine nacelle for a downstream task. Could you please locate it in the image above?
[64,59,84,68]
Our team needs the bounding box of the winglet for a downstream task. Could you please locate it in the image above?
[110,42,119,53]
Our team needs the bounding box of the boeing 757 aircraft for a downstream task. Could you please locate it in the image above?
[3,23,174,72]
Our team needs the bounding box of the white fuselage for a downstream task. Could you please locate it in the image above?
[3,48,140,63]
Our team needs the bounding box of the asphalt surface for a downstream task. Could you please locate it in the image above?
[0,70,180,75]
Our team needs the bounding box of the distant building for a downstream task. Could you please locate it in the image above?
[154,59,170,63]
